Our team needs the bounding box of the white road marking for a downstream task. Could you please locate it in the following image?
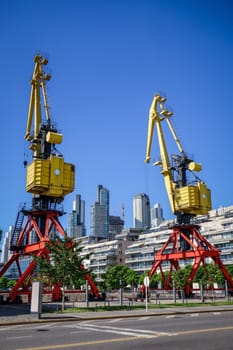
[0,323,58,333]
[18,323,57,330]
[33,323,56,329]
[166,315,176,318]
[78,325,149,337]
[138,316,151,321]
[65,323,175,338]
[0,324,25,331]
[108,318,123,323]
[7,335,32,339]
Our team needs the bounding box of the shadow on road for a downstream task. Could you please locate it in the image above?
[0,303,30,316]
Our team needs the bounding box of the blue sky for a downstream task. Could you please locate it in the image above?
[0,0,233,241]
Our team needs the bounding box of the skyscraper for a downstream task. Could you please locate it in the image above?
[109,215,124,240]
[0,227,12,265]
[151,202,164,227]
[133,193,151,229]
[90,185,110,240]
[67,194,86,238]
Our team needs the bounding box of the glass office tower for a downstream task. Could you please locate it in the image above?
[133,193,151,229]
[90,185,110,240]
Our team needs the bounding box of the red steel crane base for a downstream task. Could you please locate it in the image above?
[0,209,99,302]
[147,224,233,295]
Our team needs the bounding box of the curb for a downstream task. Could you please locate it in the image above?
[1,307,233,326]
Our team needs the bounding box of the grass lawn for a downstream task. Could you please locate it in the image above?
[48,300,233,313]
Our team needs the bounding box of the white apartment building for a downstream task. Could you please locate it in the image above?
[81,239,125,281]
[78,229,140,280]
[125,205,233,273]
[78,205,233,280]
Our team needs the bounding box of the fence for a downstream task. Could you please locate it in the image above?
[1,285,233,305]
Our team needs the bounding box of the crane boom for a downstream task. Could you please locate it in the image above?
[145,93,211,224]
[145,95,176,213]
[25,55,51,150]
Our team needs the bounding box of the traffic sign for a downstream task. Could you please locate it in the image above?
[144,276,150,287]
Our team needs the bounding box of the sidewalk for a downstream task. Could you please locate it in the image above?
[1,301,233,326]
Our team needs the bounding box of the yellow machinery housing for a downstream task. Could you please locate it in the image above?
[174,182,211,215]
[26,156,75,198]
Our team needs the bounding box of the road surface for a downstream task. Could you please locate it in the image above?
[1,310,233,349]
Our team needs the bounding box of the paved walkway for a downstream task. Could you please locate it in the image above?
[1,302,233,326]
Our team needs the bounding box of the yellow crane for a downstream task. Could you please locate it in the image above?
[142,93,233,296]
[145,93,211,224]
[25,54,75,206]
[0,55,101,302]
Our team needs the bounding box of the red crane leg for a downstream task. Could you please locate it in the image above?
[184,256,202,295]
[0,254,18,277]
[10,259,36,301]
[187,256,202,285]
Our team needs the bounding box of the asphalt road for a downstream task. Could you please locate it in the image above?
[1,311,233,350]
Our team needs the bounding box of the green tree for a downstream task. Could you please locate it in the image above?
[194,265,207,285]
[34,233,90,311]
[215,267,227,285]
[193,264,220,286]
[172,268,189,302]
[205,264,220,301]
[0,277,16,289]
[226,265,233,278]
[125,267,139,288]
[0,276,8,289]
[7,279,16,289]
[104,265,139,290]
[206,264,219,285]
[151,273,162,288]
[138,271,149,286]
[138,271,160,288]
